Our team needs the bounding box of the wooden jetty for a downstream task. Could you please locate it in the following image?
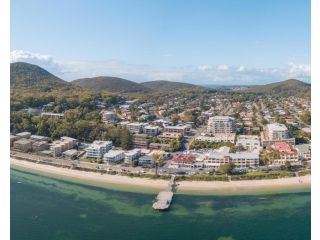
[152,175,176,210]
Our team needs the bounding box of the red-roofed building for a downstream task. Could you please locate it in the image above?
[268,142,299,165]
[172,154,196,168]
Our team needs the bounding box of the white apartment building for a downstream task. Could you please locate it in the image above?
[196,133,236,143]
[236,135,261,150]
[203,147,259,170]
[264,123,289,140]
[103,150,125,164]
[207,116,236,134]
[124,149,141,164]
[127,122,145,134]
[86,140,113,159]
[144,125,159,136]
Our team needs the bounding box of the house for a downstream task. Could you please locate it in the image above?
[149,143,172,151]
[158,132,182,140]
[41,112,64,119]
[101,111,116,124]
[85,140,113,159]
[103,150,125,164]
[13,138,33,152]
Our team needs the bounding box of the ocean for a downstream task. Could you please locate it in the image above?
[11,168,311,240]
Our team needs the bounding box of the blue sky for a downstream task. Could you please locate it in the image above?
[11,0,310,84]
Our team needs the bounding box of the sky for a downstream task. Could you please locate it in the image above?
[10,0,310,85]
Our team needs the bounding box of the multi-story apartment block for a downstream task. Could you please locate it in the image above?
[103,150,125,164]
[50,136,77,157]
[207,116,236,134]
[132,134,150,149]
[86,140,113,159]
[127,123,145,134]
[262,123,295,147]
[268,142,299,165]
[203,147,259,170]
[164,125,188,135]
[236,135,261,150]
[144,126,159,136]
[124,149,141,164]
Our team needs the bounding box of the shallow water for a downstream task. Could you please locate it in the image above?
[11,168,311,240]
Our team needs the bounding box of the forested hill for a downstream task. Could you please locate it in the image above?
[10,62,76,92]
[242,79,311,98]
[141,80,207,92]
[71,76,152,93]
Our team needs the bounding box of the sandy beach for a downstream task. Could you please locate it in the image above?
[10,158,311,194]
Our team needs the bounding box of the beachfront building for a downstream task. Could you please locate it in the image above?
[50,136,77,157]
[196,133,236,143]
[207,116,236,134]
[261,123,295,147]
[172,154,196,168]
[10,135,19,147]
[138,155,155,167]
[203,147,259,170]
[127,123,145,134]
[132,134,150,149]
[85,141,113,159]
[144,125,160,136]
[295,144,311,161]
[13,138,33,152]
[124,149,141,165]
[236,135,261,150]
[103,150,125,164]
[30,135,50,142]
[41,112,64,120]
[16,132,32,139]
[267,142,299,165]
[32,141,49,152]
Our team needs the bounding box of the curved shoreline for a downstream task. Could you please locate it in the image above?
[10,158,311,195]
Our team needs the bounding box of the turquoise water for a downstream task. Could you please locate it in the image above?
[11,168,310,240]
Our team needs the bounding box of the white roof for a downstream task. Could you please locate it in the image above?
[267,123,288,131]
[104,150,124,158]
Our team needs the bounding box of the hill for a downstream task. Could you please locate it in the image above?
[10,62,75,92]
[242,79,311,98]
[71,76,152,93]
[141,80,207,92]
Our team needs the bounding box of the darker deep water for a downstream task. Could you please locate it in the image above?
[11,168,310,240]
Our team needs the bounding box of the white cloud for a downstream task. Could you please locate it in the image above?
[10,50,311,85]
[217,64,229,71]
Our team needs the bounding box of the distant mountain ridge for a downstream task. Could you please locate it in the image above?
[242,79,311,98]
[141,80,207,92]
[11,62,74,92]
[10,62,310,98]
[71,76,152,93]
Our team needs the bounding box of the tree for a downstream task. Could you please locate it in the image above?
[284,161,292,171]
[120,128,133,150]
[301,111,311,125]
[218,163,236,175]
